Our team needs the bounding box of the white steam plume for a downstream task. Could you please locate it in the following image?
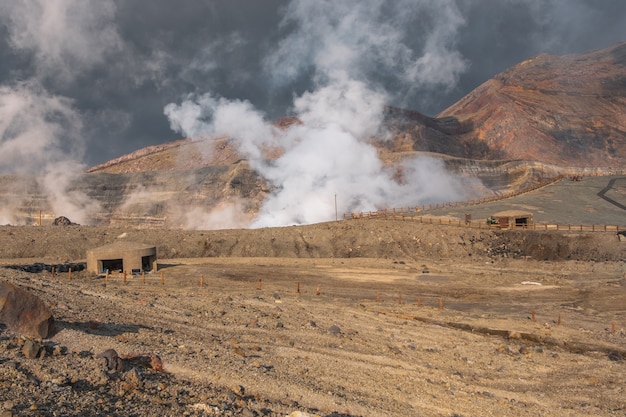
[178,200,252,231]
[265,0,468,94]
[0,82,83,173]
[0,0,122,83]
[0,82,100,224]
[0,0,123,224]
[165,0,475,228]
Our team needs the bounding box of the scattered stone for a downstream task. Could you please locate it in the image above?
[21,339,41,359]
[387,344,402,355]
[50,376,69,386]
[507,331,522,340]
[328,325,341,335]
[230,384,245,397]
[0,282,55,339]
[506,345,518,355]
[123,367,143,390]
[240,408,255,417]
[96,349,125,372]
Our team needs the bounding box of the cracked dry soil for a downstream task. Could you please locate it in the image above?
[1,220,626,416]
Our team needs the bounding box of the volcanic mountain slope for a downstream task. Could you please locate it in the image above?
[385,42,626,167]
[5,44,626,227]
[89,43,626,176]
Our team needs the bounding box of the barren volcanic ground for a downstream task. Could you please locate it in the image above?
[1,219,626,417]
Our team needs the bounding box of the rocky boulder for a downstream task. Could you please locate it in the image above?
[52,216,76,226]
[0,282,55,339]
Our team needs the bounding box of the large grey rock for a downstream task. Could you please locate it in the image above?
[0,282,55,339]
[96,349,125,372]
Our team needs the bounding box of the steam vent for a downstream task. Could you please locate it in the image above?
[87,242,157,275]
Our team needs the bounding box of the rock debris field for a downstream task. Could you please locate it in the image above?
[0,220,626,416]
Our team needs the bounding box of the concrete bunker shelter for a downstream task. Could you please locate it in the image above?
[87,242,157,275]
[491,210,534,229]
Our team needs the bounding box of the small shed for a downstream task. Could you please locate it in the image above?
[87,242,157,275]
[491,210,533,229]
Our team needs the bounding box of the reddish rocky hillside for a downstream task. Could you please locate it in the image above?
[386,43,626,167]
[388,42,626,168]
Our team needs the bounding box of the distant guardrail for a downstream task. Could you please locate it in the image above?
[344,213,625,233]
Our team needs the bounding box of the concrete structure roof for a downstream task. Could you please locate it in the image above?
[492,210,533,218]
[88,241,155,253]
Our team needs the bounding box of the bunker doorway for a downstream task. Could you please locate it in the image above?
[142,255,155,272]
[100,259,123,274]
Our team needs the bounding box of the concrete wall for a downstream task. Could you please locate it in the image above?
[86,243,157,274]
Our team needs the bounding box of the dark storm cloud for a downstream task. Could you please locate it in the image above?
[0,0,625,167]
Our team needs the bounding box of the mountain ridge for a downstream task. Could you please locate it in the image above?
[90,42,626,174]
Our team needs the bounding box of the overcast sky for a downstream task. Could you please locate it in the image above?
[0,0,625,167]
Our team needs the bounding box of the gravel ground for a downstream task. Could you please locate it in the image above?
[1,222,626,416]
